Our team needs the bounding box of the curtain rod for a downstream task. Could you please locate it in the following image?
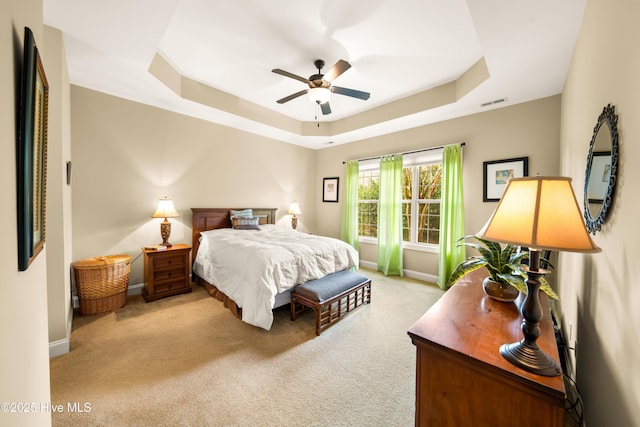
[342,142,465,164]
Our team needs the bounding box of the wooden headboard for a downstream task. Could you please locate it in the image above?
[191,208,277,260]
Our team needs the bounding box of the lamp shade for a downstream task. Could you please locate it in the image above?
[288,202,302,215]
[152,196,179,219]
[478,177,600,253]
[307,87,331,104]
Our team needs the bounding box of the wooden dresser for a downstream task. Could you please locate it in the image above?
[407,269,565,426]
[142,244,191,302]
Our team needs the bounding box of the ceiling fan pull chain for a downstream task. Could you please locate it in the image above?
[315,102,320,127]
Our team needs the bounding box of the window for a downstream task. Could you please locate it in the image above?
[357,150,443,247]
[357,165,379,238]
[402,163,442,245]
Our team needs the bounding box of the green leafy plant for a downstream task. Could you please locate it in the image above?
[446,235,559,299]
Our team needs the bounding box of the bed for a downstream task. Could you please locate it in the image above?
[191,208,359,330]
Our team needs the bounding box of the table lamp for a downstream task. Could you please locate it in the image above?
[152,196,179,247]
[288,202,301,229]
[477,176,600,376]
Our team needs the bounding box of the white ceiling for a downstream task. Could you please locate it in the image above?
[43,0,586,149]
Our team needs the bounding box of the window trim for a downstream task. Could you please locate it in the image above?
[358,236,439,253]
[357,150,443,249]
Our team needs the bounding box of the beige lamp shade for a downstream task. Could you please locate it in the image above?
[288,202,302,216]
[152,196,179,219]
[477,176,600,253]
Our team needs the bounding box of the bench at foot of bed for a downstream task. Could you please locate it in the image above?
[290,270,371,336]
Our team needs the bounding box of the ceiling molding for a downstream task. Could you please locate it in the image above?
[149,52,489,140]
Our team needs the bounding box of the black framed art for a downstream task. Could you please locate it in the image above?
[17,27,49,271]
[483,157,528,202]
[323,177,339,202]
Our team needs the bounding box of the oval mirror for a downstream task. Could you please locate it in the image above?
[584,104,619,234]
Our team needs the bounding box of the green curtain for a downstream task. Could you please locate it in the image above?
[377,154,404,276]
[340,160,359,250]
[437,144,466,289]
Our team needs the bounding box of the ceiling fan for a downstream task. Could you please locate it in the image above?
[272,59,370,115]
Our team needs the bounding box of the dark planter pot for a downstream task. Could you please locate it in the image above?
[482,277,519,302]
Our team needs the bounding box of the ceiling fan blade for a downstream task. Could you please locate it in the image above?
[272,68,310,84]
[320,102,331,115]
[331,86,370,100]
[276,89,308,104]
[324,60,351,82]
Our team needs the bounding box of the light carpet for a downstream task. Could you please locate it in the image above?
[50,268,444,427]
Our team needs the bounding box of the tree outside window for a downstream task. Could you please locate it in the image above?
[358,169,379,238]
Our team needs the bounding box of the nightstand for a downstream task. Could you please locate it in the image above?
[142,244,191,302]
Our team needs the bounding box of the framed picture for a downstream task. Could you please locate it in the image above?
[17,27,49,271]
[323,177,339,202]
[483,157,528,202]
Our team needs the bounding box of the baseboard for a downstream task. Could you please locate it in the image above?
[49,303,73,358]
[127,283,144,296]
[359,261,439,284]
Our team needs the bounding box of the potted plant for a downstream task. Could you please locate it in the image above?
[446,235,559,301]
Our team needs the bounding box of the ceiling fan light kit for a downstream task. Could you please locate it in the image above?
[308,87,331,104]
[272,59,370,116]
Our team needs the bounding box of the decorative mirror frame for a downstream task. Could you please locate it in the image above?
[584,104,618,234]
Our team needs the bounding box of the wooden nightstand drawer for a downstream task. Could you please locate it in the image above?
[152,254,185,270]
[154,280,185,294]
[153,266,186,283]
[142,244,191,302]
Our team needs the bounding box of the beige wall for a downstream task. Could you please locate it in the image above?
[1,0,53,425]
[70,87,316,286]
[43,25,73,350]
[315,96,562,277]
[560,0,640,425]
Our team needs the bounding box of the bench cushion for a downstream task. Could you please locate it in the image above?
[294,270,369,303]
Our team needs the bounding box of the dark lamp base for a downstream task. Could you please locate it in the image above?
[500,249,561,377]
[500,341,561,377]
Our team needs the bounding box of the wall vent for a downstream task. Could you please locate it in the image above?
[480,97,507,107]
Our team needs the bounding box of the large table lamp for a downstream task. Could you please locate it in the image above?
[477,176,600,376]
[152,196,179,247]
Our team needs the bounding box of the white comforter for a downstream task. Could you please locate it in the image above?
[193,225,359,330]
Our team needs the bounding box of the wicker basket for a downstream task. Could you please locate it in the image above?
[72,254,131,315]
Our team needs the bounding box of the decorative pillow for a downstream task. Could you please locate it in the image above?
[232,216,260,230]
[230,209,253,219]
